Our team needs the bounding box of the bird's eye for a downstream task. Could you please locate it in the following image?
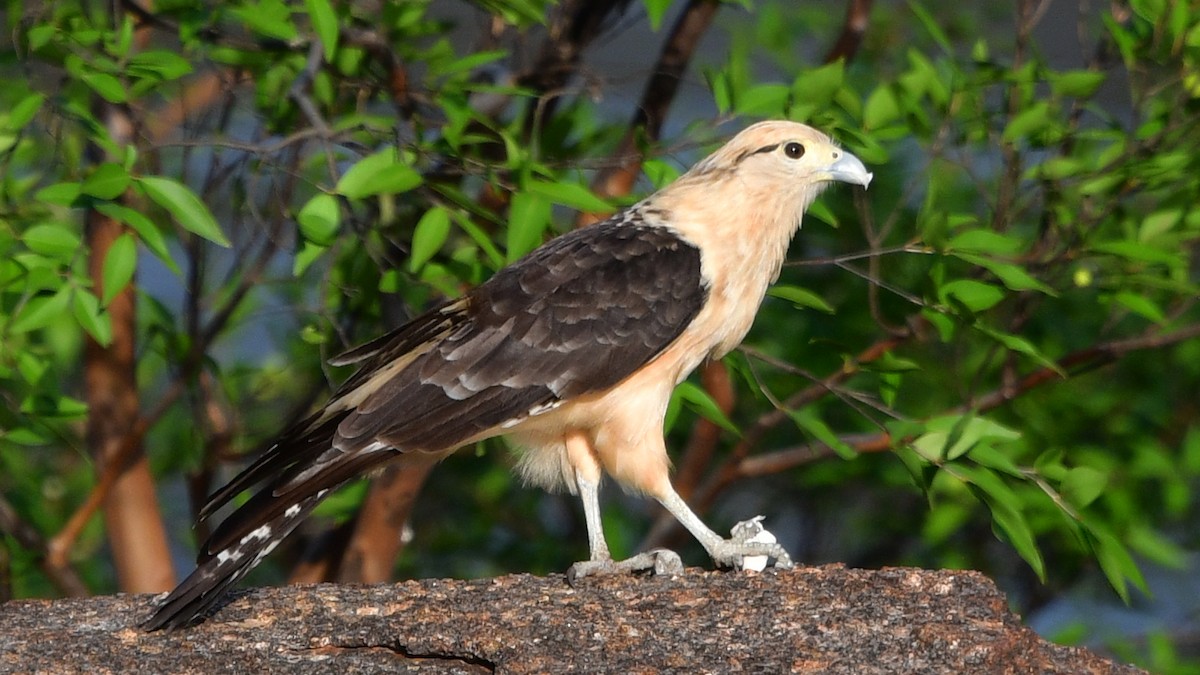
[784,142,805,159]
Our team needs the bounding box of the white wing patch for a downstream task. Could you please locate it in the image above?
[500,399,564,429]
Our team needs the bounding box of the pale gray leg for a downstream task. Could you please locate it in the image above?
[567,471,683,584]
[579,472,611,562]
[656,486,794,570]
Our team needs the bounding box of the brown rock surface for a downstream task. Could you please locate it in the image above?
[0,565,1142,673]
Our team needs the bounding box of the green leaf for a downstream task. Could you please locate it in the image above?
[913,414,1021,462]
[1113,291,1166,323]
[296,193,341,245]
[805,200,839,228]
[1034,157,1083,180]
[940,279,1004,312]
[507,192,551,262]
[409,207,451,273]
[788,407,856,459]
[430,50,508,78]
[1139,209,1181,242]
[20,393,88,418]
[1060,466,1108,509]
[1086,523,1147,602]
[675,381,739,435]
[1034,448,1068,481]
[643,157,681,187]
[525,179,610,213]
[1092,240,1180,267]
[23,223,82,258]
[94,203,179,275]
[449,210,505,269]
[101,233,137,305]
[642,0,672,30]
[137,176,231,247]
[4,93,45,131]
[80,71,127,103]
[1002,101,1052,143]
[127,51,194,81]
[989,495,1047,580]
[292,240,327,276]
[863,85,900,130]
[16,351,49,385]
[864,353,920,374]
[11,287,72,333]
[231,0,299,41]
[706,67,734,114]
[35,182,82,206]
[946,230,1022,255]
[791,61,844,108]
[977,325,1064,375]
[27,25,57,52]
[1050,70,1106,98]
[735,83,790,116]
[967,444,1023,478]
[767,285,835,313]
[906,0,953,54]
[82,163,131,200]
[305,0,339,61]
[72,290,112,345]
[336,150,423,199]
[954,253,1056,295]
[953,463,1046,580]
[1125,524,1187,568]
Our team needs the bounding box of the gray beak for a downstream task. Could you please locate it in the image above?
[825,151,873,188]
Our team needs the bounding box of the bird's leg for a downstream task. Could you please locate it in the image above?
[656,485,794,570]
[579,471,611,562]
[566,471,683,584]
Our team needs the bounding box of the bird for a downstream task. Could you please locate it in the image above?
[143,120,872,630]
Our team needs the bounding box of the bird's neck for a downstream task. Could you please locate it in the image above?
[639,179,821,361]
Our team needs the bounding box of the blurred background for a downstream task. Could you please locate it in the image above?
[1,0,1198,670]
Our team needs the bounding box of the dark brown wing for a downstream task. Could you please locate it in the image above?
[336,217,708,450]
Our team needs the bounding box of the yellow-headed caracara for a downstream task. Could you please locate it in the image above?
[144,120,872,630]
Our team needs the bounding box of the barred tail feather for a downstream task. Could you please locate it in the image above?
[141,489,329,631]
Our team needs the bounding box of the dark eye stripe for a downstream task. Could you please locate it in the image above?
[734,143,780,165]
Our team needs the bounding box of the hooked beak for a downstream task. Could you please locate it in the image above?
[824,150,873,188]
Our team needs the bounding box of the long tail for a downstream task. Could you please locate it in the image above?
[142,408,394,631]
[140,488,330,631]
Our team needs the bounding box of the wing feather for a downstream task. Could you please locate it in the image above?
[335,218,707,449]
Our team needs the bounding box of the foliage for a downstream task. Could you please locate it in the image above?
[1,0,1198,667]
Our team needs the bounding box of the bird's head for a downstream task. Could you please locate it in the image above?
[690,120,873,193]
[666,120,873,240]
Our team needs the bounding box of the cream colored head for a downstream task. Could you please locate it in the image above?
[686,120,872,191]
[661,120,872,245]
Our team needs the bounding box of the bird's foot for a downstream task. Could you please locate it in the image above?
[566,548,684,585]
[709,516,794,572]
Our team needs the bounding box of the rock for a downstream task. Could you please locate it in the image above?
[0,565,1142,674]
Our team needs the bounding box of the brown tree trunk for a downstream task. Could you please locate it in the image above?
[335,456,439,584]
[83,101,175,594]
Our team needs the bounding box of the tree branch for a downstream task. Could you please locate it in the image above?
[824,0,874,64]
[580,0,721,224]
[727,322,1200,485]
[0,494,89,598]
